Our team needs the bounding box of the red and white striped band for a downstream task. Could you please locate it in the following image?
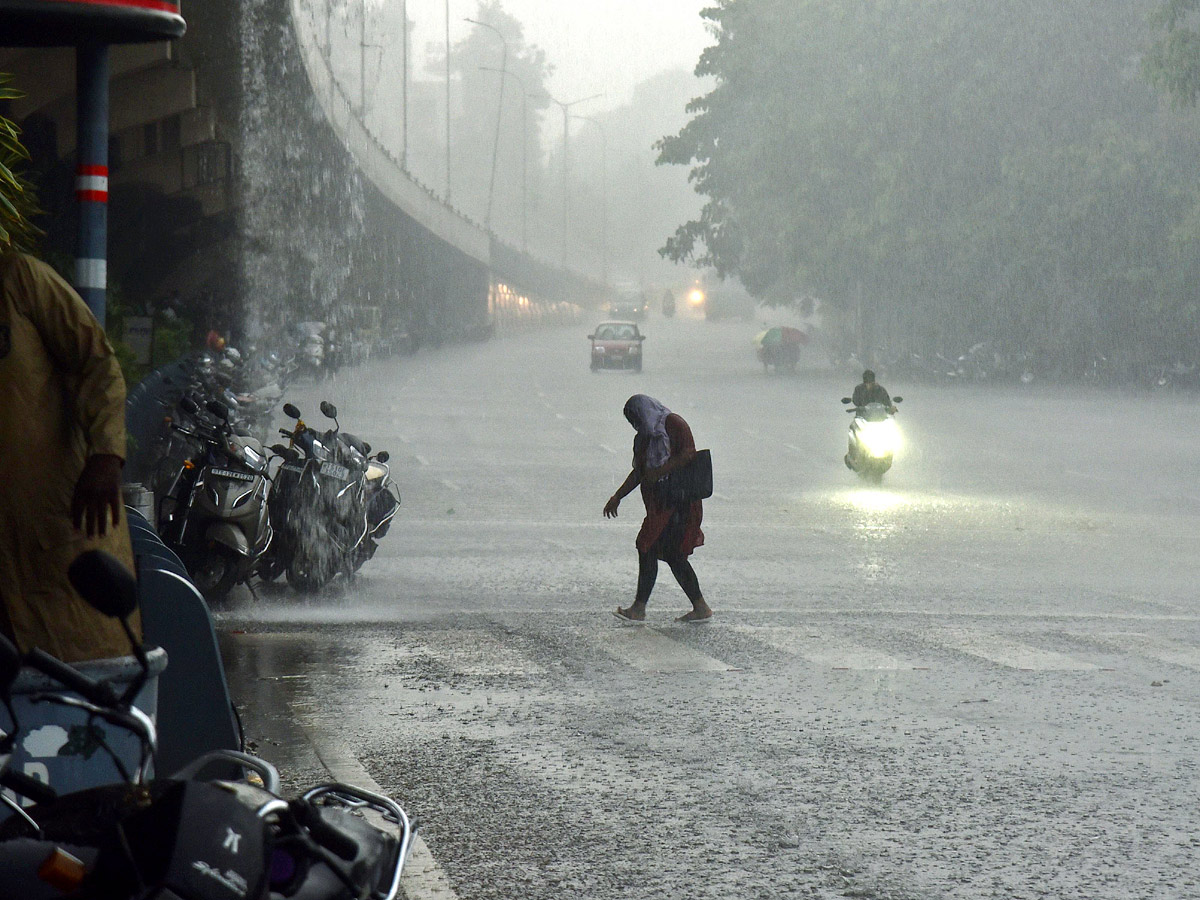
[75,165,109,203]
[54,0,180,13]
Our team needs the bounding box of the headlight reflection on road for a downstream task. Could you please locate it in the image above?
[842,488,908,513]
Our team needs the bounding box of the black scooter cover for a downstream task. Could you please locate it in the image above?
[89,779,270,899]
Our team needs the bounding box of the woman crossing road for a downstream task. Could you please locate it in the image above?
[603,394,712,622]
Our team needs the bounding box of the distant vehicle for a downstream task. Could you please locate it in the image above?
[609,292,649,321]
[588,321,646,372]
[704,289,757,321]
[662,289,676,318]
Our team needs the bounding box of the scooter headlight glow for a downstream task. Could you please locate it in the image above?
[857,419,900,457]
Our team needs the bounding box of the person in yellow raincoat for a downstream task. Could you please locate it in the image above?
[0,250,139,662]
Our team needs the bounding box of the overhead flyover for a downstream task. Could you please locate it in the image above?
[285,0,605,316]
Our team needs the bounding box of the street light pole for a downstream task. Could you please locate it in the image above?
[444,0,451,200]
[465,17,507,230]
[547,92,601,267]
[571,114,608,288]
[401,0,408,167]
[481,65,532,252]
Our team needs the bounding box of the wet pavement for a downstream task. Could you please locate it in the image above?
[219,313,1200,899]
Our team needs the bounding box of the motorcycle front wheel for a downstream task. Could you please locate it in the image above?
[187,547,242,602]
[287,550,335,593]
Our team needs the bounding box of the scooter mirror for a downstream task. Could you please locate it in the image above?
[206,399,231,421]
[375,451,390,463]
[893,396,903,403]
[840,397,852,404]
[68,550,138,620]
[319,400,338,419]
[180,397,201,415]
[283,403,302,419]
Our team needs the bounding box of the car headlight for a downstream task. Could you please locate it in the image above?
[594,347,605,353]
[858,420,900,457]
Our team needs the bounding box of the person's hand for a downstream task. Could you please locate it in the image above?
[603,494,621,518]
[73,454,123,537]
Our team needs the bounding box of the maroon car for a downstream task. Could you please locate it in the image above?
[588,321,645,372]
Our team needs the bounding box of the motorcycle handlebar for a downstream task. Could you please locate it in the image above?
[0,768,57,805]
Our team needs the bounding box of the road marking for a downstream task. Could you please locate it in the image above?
[414,455,429,466]
[933,627,1098,671]
[784,444,804,455]
[554,413,565,420]
[439,479,461,492]
[572,427,586,436]
[712,492,732,502]
[736,625,927,670]
[1079,632,1200,671]
[595,626,735,673]
[598,444,618,455]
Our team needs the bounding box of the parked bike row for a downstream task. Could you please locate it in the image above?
[843,343,1200,390]
[148,390,400,602]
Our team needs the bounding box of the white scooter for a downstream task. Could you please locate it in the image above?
[841,396,903,483]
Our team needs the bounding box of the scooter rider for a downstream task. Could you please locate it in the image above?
[852,370,896,412]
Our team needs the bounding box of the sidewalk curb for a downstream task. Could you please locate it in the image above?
[301,722,460,900]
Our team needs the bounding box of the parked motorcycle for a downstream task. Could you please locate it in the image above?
[262,401,399,592]
[157,397,273,600]
[841,396,903,483]
[0,550,414,899]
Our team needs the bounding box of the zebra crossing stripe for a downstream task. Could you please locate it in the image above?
[598,626,735,674]
[734,625,928,670]
[933,627,1098,671]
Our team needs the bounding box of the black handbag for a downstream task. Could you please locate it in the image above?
[658,449,713,504]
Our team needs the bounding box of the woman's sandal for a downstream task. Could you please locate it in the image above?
[614,606,646,622]
[675,608,713,623]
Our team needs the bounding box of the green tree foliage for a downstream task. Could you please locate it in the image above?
[659,0,1200,372]
[0,74,43,253]
[1146,0,1200,104]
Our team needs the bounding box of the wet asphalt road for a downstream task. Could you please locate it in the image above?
[220,312,1200,900]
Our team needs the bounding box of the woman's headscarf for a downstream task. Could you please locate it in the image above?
[624,394,672,469]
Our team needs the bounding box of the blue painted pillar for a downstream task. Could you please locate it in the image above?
[75,42,109,326]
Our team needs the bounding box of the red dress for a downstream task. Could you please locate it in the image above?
[636,413,705,558]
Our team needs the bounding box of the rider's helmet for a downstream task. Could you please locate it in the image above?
[862,369,875,383]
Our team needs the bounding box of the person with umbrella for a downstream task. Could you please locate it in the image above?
[754,326,808,373]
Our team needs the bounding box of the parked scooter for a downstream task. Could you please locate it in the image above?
[157,397,273,600]
[841,396,903,483]
[262,401,398,592]
[0,550,414,899]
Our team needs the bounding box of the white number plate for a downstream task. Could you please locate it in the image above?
[320,462,350,481]
[209,467,255,482]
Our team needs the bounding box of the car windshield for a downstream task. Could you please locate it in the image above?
[597,324,636,341]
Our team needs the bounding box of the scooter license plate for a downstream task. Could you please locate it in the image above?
[321,462,350,481]
[281,464,303,474]
[209,467,255,482]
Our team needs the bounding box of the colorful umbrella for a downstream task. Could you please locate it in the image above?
[754,326,809,347]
